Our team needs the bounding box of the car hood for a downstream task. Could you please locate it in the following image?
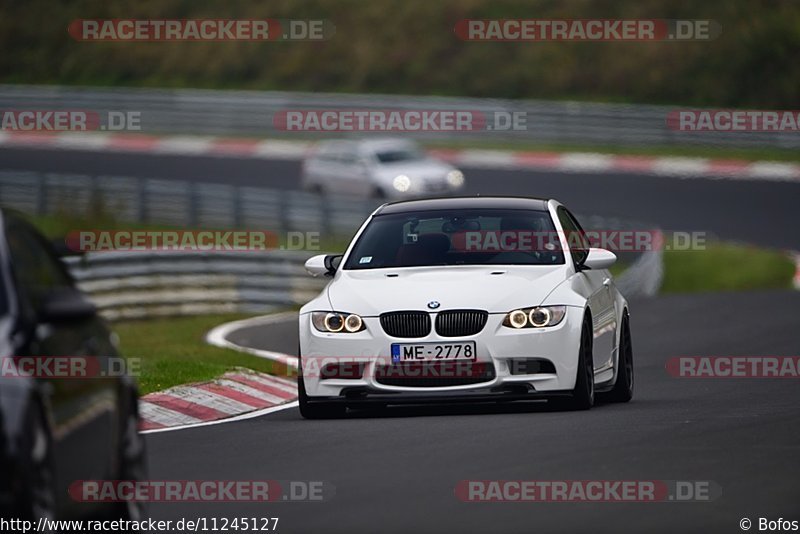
[327,265,568,315]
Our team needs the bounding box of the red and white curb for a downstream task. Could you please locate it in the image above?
[1,130,799,182]
[139,368,297,432]
[139,312,300,434]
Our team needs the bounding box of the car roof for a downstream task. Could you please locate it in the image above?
[375,196,551,215]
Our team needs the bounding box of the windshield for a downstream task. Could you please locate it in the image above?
[375,148,425,164]
[344,209,564,269]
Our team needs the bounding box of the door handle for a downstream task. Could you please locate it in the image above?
[602,277,612,287]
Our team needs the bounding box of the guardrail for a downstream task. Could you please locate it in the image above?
[0,170,375,236]
[1,85,795,149]
[63,250,327,320]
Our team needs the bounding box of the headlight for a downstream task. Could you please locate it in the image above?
[446,170,464,187]
[393,175,411,192]
[312,311,366,333]
[503,306,567,329]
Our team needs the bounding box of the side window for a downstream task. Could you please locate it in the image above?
[557,207,589,267]
[337,149,358,165]
[5,217,73,312]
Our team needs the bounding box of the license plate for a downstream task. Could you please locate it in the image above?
[391,341,477,363]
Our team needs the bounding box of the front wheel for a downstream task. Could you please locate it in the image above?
[600,311,634,403]
[555,318,595,411]
[298,355,346,420]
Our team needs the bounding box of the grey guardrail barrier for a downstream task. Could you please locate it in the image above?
[63,250,328,320]
[1,84,795,149]
[0,170,376,236]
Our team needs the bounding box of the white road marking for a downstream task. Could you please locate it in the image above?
[651,157,710,177]
[558,152,614,172]
[53,132,112,149]
[155,136,213,154]
[205,312,300,369]
[142,401,299,434]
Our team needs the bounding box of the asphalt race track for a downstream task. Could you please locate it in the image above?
[146,290,800,534]
[2,147,799,532]
[1,146,799,249]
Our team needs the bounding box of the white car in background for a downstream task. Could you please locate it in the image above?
[301,139,465,199]
[297,196,634,419]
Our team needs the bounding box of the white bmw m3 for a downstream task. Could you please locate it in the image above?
[298,197,634,418]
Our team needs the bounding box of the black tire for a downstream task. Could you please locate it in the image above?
[116,392,147,521]
[19,401,56,522]
[600,311,634,403]
[557,317,595,411]
[298,353,346,420]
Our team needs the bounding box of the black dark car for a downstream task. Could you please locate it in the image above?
[0,209,145,522]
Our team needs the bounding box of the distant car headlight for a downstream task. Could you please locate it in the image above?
[312,312,366,333]
[446,170,464,187]
[393,175,411,192]
[503,306,567,329]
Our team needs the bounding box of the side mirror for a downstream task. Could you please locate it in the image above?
[305,254,342,277]
[582,248,617,270]
[38,288,97,323]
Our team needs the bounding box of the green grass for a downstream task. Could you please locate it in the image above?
[661,243,795,294]
[113,314,287,395]
[29,212,180,239]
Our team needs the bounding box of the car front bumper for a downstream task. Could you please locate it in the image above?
[299,306,584,399]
